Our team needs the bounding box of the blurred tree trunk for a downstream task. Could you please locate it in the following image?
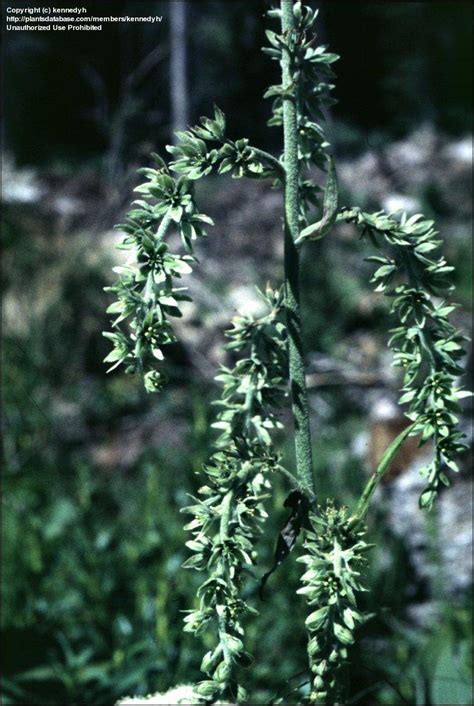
[170,0,189,140]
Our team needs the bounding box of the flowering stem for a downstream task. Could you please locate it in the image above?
[281,0,315,501]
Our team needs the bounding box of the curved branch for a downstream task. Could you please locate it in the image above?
[354,422,417,520]
[275,463,316,504]
[250,146,286,180]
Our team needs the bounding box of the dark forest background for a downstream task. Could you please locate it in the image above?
[4,1,472,164]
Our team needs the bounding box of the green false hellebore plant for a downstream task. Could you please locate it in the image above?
[104,1,469,703]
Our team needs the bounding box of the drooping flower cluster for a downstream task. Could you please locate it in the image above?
[182,287,288,704]
[339,207,469,507]
[103,102,290,703]
[103,106,284,395]
[103,154,213,392]
[297,504,370,704]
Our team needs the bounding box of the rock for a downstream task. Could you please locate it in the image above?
[442,136,472,165]
[227,284,269,319]
[382,193,421,215]
[338,151,390,204]
[1,153,44,204]
[117,685,197,705]
[384,124,440,192]
[337,125,472,222]
[438,479,473,594]
[116,684,233,705]
[386,453,434,583]
[386,458,473,595]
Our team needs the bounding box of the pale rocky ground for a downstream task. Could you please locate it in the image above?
[117,685,199,705]
[117,684,235,705]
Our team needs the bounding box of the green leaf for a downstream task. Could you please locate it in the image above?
[171,259,193,275]
[296,157,338,245]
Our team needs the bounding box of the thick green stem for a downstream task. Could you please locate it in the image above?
[281,0,315,500]
[354,422,417,519]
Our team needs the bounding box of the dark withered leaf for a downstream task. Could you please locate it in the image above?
[259,490,310,600]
